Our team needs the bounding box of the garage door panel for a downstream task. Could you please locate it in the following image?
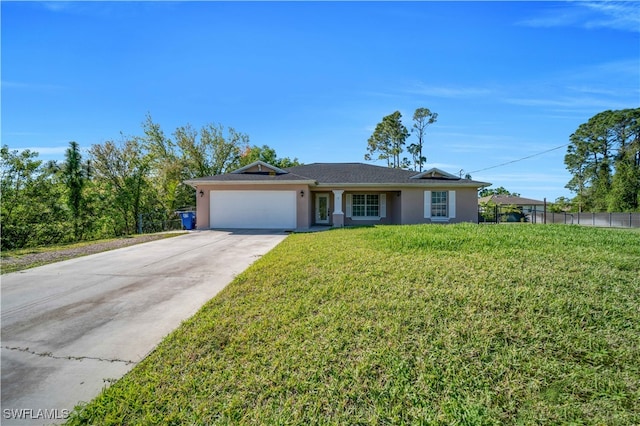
[210,190,296,229]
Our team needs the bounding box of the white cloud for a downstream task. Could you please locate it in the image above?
[581,1,640,32]
[40,1,73,12]
[23,146,69,155]
[475,171,574,200]
[500,59,640,111]
[503,95,628,109]
[1,80,67,91]
[424,162,460,171]
[478,172,568,184]
[517,5,586,29]
[406,83,492,99]
[518,1,640,33]
[565,86,625,97]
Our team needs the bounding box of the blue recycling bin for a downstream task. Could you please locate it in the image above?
[179,212,196,230]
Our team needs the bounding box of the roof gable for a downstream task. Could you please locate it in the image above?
[410,168,460,180]
[231,160,288,175]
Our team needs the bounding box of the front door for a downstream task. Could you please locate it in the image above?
[315,193,330,224]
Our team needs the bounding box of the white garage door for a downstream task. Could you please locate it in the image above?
[210,190,297,229]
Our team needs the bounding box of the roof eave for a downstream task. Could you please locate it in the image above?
[314,181,491,188]
[184,179,316,188]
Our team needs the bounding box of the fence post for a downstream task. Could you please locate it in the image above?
[593,212,595,226]
[631,212,633,228]
[532,205,536,224]
[138,214,143,234]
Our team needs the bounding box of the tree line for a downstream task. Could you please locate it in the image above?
[1,115,300,250]
[565,108,640,212]
[365,106,639,214]
[3,107,637,251]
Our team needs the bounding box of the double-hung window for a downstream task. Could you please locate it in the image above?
[352,194,379,217]
[431,191,448,218]
[347,193,386,220]
[424,190,456,220]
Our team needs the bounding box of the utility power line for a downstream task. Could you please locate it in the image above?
[468,143,570,175]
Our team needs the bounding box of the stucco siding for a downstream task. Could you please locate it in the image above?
[454,187,480,223]
[193,183,479,229]
[401,187,479,224]
[401,188,427,224]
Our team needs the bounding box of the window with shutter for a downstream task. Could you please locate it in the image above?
[425,190,456,221]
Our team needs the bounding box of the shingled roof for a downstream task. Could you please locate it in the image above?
[185,162,490,188]
[479,194,545,205]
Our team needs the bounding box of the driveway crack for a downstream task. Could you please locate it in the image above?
[3,345,137,365]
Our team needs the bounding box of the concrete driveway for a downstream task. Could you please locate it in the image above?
[1,230,288,425]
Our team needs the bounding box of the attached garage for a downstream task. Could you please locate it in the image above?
[210,190,297,229]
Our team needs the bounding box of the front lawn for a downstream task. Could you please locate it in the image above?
[67,224,640,425]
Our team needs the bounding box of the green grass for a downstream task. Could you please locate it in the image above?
[67,224,640,425]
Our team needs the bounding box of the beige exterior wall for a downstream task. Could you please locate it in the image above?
[317,187,478,226]
[455,187,481,223]
[193,183,311,229]
[192,184,479,229]
[401,187,479,224]
[400,188,426,224]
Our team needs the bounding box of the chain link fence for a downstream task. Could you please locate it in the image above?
[138,211,190,234]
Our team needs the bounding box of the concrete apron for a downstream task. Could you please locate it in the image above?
[1,230,288,425]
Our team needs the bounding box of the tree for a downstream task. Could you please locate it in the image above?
[2,115,305,247]
[609,155,640,211]
[143,116,254,214]
[365,111,409,168]
[239,145,302,169]
[608,109,640,211]
[406,143,421,171]
[549,196,572,213]
[202,124,249,176]
[564,140,590,212]
[564,108,640,212]
[62,141,87,240]
[411,107,438,172]
[1,146,68,249]
[89,138,151,235]
[143,116,191,213]
[478,186,521,197]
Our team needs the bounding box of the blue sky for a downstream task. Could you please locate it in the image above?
[2,1,639,201]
